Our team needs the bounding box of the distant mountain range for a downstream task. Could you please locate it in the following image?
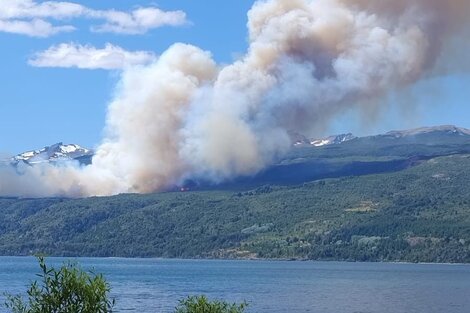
[6,125,470,172]
[291,125,470,148]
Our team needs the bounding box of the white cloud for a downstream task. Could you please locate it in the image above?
[0,18,75,37]
[0,0,188,37]
[0,0,86,19]
[28,43,156,69]
[90,7,187,34]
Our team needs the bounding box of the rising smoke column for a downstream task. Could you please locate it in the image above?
[174,0,470,182]
[1,0,469,197]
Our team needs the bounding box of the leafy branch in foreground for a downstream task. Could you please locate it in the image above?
[4,257,114,313]
[175,295,248,313]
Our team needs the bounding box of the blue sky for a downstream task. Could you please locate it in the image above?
[1,0,469,154]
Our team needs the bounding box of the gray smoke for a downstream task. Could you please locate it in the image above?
[1,0,469,197]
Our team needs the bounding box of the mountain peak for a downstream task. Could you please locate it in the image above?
[12,143,93,165]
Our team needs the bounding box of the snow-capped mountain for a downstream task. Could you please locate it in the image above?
[310,133,357,147]
[12,143,93,165]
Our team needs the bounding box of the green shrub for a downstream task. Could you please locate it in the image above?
[174,295,247,313]
[4,257,114,313]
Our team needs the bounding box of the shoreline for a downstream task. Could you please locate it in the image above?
[1,255,469,266]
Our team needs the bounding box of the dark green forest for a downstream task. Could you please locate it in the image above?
[1,153,470,262]
[1,128,470,263]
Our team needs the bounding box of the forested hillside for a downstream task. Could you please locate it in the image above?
[1,153,470,263]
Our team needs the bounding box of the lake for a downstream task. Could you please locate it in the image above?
[0,257,469,313]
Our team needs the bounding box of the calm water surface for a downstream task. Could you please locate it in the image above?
[0,257,469,313]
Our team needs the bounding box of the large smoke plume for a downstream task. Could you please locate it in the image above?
[1,0,469,197]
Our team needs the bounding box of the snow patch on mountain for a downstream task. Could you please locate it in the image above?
[291,132,356,147]
[310,133,357,147]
